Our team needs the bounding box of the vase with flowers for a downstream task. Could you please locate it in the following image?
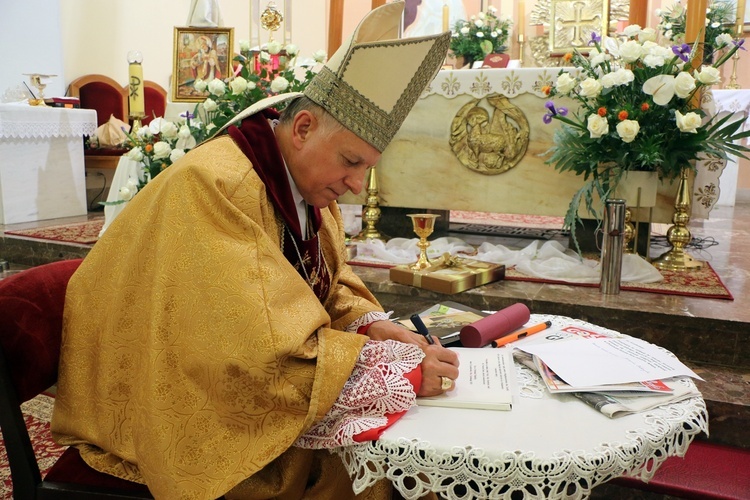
[449,5,511,68]
[656,0,738,63]
[542,25,750,255]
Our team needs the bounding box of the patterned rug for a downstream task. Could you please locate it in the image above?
[4,219,104,245]
[348,255,733,301]
[0,394,66,498]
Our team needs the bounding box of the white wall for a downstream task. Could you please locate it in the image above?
[0,0,65,99]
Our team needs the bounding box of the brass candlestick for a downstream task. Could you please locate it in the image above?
[518,33,525,67]
[651,167,704,272]
[725,25,743,89]
[352,167,388,242]
[408,214,440,271]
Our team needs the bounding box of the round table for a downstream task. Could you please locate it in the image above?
[335,315,708,499]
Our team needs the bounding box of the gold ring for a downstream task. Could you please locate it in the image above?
[440,376,452,391]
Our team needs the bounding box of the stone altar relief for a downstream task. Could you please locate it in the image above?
[449,95,530,175]
[549,0,610,55]
[340,68,686,224]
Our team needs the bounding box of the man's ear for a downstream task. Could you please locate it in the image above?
[291,110,317,149]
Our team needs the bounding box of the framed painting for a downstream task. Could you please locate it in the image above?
[172,26,234,103]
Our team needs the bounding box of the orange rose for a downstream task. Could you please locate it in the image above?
[641,103,650,112]
[618,110,629,121]
[597,107,607,117]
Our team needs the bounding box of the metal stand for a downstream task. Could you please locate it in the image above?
[351,167,389,242]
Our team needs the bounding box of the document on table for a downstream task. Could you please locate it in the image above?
[417,347,514,410]
[516,336,702,388]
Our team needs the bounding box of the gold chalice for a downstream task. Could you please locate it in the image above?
[408,214,440,271]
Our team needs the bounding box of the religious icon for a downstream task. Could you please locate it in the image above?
[172,26,234,102]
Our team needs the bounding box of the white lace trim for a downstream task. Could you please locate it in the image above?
[295,339,424,449]
[345,310,393,333]
[0,105,97,139]
[332,315,710,499]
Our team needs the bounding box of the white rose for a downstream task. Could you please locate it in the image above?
[619,40,643,63]
[613,68,635,86]
[460,26,470,35]
[715,33,733,47]
[488,5,497,13]
[695,66,721,85]
[643,54,666,68]
[616,119,640,143]
[476,31,484,38]
[638,28,657,42]
[555,72,577,95]
[159,121,179,139]
[475,19,484,28]
[246,80,257,90]
[193,79,208,92]
[623,24,642,37]
[136,126,152,139]
[285,44,299,56]
[266,41,282,55]
[312,49,327,63]
[169,148,186,163]
[229,76,248,94]
[270,76,289,93]
[119,186,135,201]
[601,72,617,88]
[675,110,702,133]
[202,98,218,112]
[587,114,609,138]
[239,40,252,52]
[126,146,144,162]
[152,141,172,160]
[490,31,498,37]
[207,78,226,97]
[478,12,486,19]
[259,51,271,63]
[711,21,721,28]
[673,71,696,98]
[579,78,603,98]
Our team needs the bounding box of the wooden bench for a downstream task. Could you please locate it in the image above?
[611,440,750,499]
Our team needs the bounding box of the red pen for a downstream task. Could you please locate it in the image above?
[492,321,552,348]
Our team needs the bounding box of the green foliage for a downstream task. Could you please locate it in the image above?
[449,6,512,64]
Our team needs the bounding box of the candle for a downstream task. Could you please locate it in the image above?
[443,3,449,32]
[518,1,526,38]
[737,0,747,30]
[127,51,145,118]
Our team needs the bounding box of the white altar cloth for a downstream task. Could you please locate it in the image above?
[709,89,750,207]
[336,315,708,500]
[0,104,96,224]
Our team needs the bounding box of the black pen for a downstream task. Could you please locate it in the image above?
[410,314,435,345]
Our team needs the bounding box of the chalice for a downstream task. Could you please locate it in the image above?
[408,214,440,271]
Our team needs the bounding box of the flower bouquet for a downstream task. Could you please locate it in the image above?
[542,26,749,254]
[656,0,738,62]
[449,6,511,67]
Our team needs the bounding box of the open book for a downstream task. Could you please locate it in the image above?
[417,347,514,411]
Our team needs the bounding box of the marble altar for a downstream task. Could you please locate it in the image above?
[340,68,724,223]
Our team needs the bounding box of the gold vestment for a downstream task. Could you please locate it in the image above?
[52,136,388,499]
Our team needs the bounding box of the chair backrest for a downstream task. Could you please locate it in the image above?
[0,259,82,496]
[69,74,129,127]
[142,81,168,125]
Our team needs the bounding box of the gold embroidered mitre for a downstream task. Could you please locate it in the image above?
[304,1,450,152]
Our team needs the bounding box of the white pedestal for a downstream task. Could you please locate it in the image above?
[0,104,96,224]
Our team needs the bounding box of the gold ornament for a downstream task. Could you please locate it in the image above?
[260,1,284,42]
[449,94,529,175]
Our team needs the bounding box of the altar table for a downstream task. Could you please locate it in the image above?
[335,315,708,500]
[0,103,96,224]
[709,89,750,207]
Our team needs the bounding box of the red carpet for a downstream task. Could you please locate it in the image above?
[0,394,65,498]
[4,219,104,245]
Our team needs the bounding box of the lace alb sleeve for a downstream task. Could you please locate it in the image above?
[345,311,393,333]
[294,339,424,449]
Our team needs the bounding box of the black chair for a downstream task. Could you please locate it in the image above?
[0,259,152,499]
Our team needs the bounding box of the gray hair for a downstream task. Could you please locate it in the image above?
[279,96,345,139]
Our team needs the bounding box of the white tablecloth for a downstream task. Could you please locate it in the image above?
[335,315,708,500]
[709,89,750,207]
[0,104,96,224]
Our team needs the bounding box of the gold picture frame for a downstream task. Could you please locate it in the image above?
[172,26,234,103]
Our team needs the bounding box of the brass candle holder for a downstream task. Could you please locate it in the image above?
[408,213,440,271]
[352,166,388,242]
